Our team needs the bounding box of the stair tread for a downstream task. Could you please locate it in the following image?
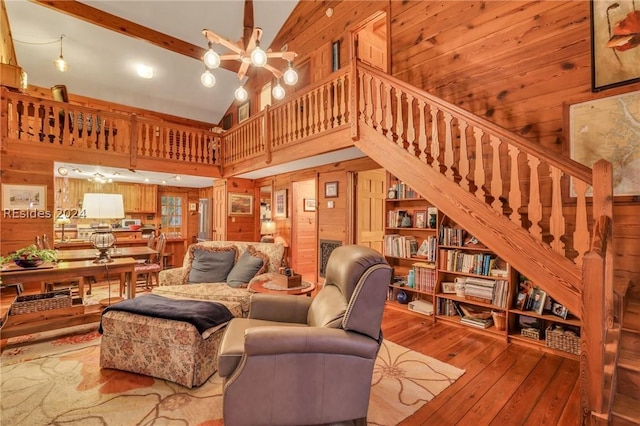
[619,349,640,372]
[613,393,640,423]
[623,306,640,332]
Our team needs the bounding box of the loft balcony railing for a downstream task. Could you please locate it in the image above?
[0,61,616,422]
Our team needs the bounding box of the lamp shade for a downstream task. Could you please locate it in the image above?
[260,220,276,236]
[82,193,125,219]
[55,214,71,225]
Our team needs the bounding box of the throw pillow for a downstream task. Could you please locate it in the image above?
[185,245,238,284]
[226,245,270,288]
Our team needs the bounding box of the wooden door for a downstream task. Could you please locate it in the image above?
[355,13,388,72]
[311,41,331,83]
[212,180,226,241]
[355,169,385,253]
[292,179,317,283]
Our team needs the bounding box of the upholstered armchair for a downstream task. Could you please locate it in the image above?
[217,245,392,426]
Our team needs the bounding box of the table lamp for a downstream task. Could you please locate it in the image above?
[260,220,276,243]
[82,193,125,264]
[55,214,71,242]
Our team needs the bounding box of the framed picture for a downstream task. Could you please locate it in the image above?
[189,202,197,211]
[238,102,250,123]
[527,288,547,315]
[274,189,287,218]
[552,302,569,320]
[228,193,253,216]
[2,184,46,210]
[221,113,232,130]
[590,0,640,91]
[332,40,340,72]
[414,211,426,228]
[514,291,528,311]
[567,91,640,197]
[303,198,316,212]
[324,181,338,198]
[441,282,456,294]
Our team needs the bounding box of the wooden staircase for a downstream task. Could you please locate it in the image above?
[613,294,640,425]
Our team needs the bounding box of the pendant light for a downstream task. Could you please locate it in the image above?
[272,79,285,100]
[283,61,298,86]
[201,68,216,88]
[235,85,248,102]
[54,35,68,72]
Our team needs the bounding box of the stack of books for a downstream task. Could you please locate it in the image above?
[460,315,494,329]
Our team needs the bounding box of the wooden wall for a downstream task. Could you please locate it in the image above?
[259,0,640,288]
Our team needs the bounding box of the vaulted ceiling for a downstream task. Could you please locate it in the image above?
[5,0,299,124]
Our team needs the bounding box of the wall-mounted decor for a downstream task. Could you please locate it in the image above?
[189,202,197,211]
[591,0,640,91]
[332,40,340,72]
[221,113,233,130]
[568,91,640,197]
[324,181,338,198]
[2,184,46,210]
[303,198,316,212]
[274,189,287,218]
[319,239,342,277]
[238,102,250,123]
[228,193,253,216]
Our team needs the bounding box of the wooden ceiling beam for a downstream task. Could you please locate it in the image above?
[29,0,240,73]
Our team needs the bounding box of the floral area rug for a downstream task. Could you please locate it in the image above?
[1,327,464,425]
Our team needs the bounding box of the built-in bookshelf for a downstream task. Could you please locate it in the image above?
[382,173,581,358]
[384,173,438,318]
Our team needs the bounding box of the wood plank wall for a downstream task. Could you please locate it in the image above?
[259,0,639,288]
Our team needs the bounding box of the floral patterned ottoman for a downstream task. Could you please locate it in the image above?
[99,300,242,388]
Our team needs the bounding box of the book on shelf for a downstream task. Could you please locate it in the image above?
[412,262,436,292]
[460,316,494,328]
[391,181,417,199]
[415,236,437,262]
[384,234,418,258]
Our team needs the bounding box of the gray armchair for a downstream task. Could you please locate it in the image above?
[217,245,392,426]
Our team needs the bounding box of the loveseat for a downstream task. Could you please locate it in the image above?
[153,241,285,317]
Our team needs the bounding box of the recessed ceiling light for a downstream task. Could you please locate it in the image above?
[57,166,68,176]
[136,64,154,79]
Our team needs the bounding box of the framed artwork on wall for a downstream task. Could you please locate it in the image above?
[303,198,316,212]
[228,193,253,216]
[238,102,250,123]
[274,189,287,218]
[324,181,338,198]
[567,91,640,198]
[332,41,340,72]
[590,0,640,91]
[2,184,46,210]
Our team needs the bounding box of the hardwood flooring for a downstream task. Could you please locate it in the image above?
[382,308,580,425]
[0,284,580,425]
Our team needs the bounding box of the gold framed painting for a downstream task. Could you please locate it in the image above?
[228,193,253,216]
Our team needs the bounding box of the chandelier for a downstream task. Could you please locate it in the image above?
[200,2,298,102]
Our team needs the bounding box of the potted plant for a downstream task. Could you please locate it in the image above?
[3,245,58,268]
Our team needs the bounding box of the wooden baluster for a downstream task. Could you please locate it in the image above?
[319,85,326,132]
[527,154,543,240]
[406,94,416,156]
[549,165,566,254]
[374,77,383,133]
[299,97,305,139]
[508,144,522,225]
[395,88,403,147]
[430,107,441,172]
[361,72,369,126]
[473,127,485,200]
[384,82,394,142]
[309,90,316,135]
[443,111,454,180]
[458,119,470,190]
[490,135,502,211]
[341,74,348,124]
[315,88,321,134]
[369,75,377,128]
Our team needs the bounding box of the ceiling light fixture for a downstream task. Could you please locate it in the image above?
[57,166,69,176]
[201,1,298,101]
[54,35,68,72]
[136,64,154,79]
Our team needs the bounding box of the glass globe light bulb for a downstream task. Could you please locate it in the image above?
[272,82,285,100]
[201,70,216,88]
[54,56,68,72]
[235,85,248,102]
[204,49,221,69]
[283,64,298,86]
[250,46,268,67]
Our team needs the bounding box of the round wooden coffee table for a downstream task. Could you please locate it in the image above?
[249,277,315,296]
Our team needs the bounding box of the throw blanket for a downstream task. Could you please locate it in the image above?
[98,294,234,334]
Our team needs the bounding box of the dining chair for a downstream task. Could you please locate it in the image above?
[136,231,156,265]
[35,235,44,249]
[42,234,52,249]
[134,232,166,289]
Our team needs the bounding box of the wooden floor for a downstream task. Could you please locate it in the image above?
[382,308,580,426]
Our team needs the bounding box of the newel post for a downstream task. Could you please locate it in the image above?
[350,60,359,141]
[579,159,613,424]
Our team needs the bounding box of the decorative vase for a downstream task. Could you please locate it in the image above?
[396,290,409,304]
[14,258,43,268]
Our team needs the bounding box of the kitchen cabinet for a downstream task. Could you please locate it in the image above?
[116,183,157,213]
[55,178,157,215]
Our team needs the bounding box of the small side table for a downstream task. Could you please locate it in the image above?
[249,277,315,297]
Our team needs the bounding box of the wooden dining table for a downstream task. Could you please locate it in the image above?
[55,246,157,262]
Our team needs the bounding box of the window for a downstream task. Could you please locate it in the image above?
[161,194,184,238]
